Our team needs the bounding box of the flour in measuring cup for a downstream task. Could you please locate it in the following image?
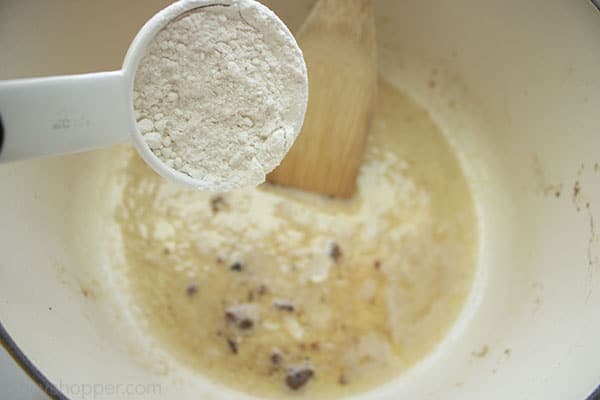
[133,0,307,191]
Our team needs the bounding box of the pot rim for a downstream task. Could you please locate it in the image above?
[1,318,600,400]
[0,321,67,399]
[1,1,599,398]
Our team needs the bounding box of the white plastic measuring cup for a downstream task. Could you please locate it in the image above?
[0,0,302,189]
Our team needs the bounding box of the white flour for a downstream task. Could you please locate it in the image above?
[133,0,307,191]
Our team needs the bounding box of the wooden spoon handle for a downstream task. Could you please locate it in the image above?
[268,0,377,197]
[299,0,375,53]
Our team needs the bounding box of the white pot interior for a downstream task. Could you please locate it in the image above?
[1,1,600,399]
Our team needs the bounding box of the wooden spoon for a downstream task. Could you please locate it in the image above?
[268,0,377,198]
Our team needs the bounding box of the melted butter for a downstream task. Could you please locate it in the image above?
[112,80,478,398]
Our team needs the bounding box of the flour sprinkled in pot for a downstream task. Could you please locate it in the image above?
[112,81,479,398]
[133,0,307,191]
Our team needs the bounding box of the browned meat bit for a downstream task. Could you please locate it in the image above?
[230,261,243,272]
[374,260,381,269]
[216,256,225,264]
[225,311,237,323]
[273,300,295,312]
[329,242,342,262]
[574,181,581,197]
[225,312,253,329]
[310,342,320,351]
[285,368,314,390]
[238,318,254,330]
[186,282,198,297]
[225,305,256,331]
[270,352,282,365]
[226,338,238,354]
[210,195,228,213]
[338,374,349,385]
[257,284,268,295]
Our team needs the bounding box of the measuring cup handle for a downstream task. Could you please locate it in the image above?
[0,71,131,163]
